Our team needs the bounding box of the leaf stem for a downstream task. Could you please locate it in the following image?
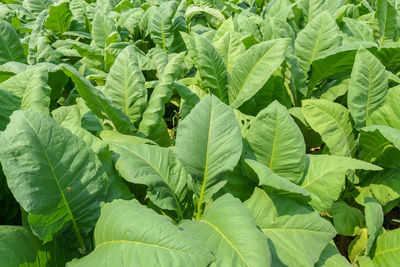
[71,219,86,253]
[196,175,207,220]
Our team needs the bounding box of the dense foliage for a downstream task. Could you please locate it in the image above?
[0,0,400,266]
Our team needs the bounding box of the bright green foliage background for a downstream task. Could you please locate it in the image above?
[0,0,400,266]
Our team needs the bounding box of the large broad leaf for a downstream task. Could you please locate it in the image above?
[368,86,400,130]
[150,1,178,51]
[44,2,73,34]
[253,75,292,111]
[343,18,374,42]
[22,0,50,15]
[358,125,400,168]
[185,6,225,28]
[246,101,306,183]
[0,66,50,112]
[213,32,246,75]
[302,99,357,157]
[372,228,400,266]
[244,188,336,266]
[62,125,132,202]
[92,10,117,49]
[365,197,384,255]
[175,95,242,218]
[0,19,26,64]
[0,66,51,130]
[180,194,271,267]
[62,64,136,135]
[309,42,377,88]
[174,82,201,119]
[0,89,20,131]
[108,142,189,219]
[329,201,365,236]
[0,226,71,266]
[375,43,400,72]
[245,159,311,200]
[300,155,382,212]
[265,0,293,20]
[295,11,341,73]
[67,199,215,267]
[356,169,400,212]
[301,0,327,24]
[375,0,398,44]
[182,33,228,103]
[212,17,235,43]
[348,48,388,129]
[104,46,147,126]
[229,38,289,108]
[0,110,107,249]
[138,53,184,145]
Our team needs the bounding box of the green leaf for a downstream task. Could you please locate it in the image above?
[375,0,398,44]
[44,2,73,34]
[52,105,81,128]
[23,0,51,15]
[365,197,384,255]
[138,53,185,145]
[229,38,290,108]
[67,199,215,267]
[150,1,178,51]
[289,107,322,150]
[302,99,357,157]
[348,228,368,262]
[7,67,50,110]
[0,226,71,266]
[0,110,107,250]
[92,10,117,49]
[180,194,271,267]
[0,89,20,131]
[301,0,327,24]
[358,125,400,168]
[348,48,388,129]
[368,86,400,130]
[64,126,132,202]
[182,33,228,103]
[295,11,341,73]
[100,130,156,145]
[246,101,306,183]
[375,43,400,73]
[372,228,400,266]
[0,66,51,129]
[300,155,382,212]
[175,95,242,219]
[62,64,136,135]
[185,6,225,28]
[245,188,336,266]
[0,19,26,64]
[108,142,189,218]
[343,18,374,41]
[213,32,245,75]
[253,75,292,111]
[320,78,350,101]
[245,159,311,200]
[329,201,364,236]
[309,42,377,89]
[315,242,352,267]
[357,169,400,212]
[212,17,234,43]
[174,82,201,119]
[104,46,147,126]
